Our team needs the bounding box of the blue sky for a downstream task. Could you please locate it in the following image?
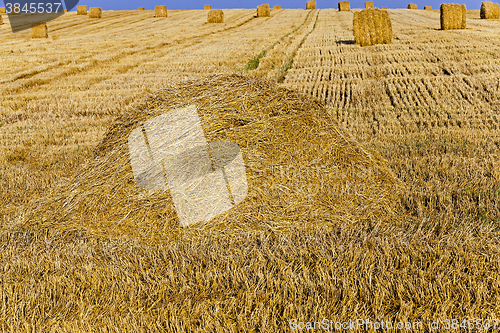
[71,1,482,11]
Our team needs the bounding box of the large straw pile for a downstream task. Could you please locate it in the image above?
[21,74,401,241]
[155,5,167,17]
[77,5,87,15]
[306,1,317,9]
[207,9,224,23]
[408,3,417,9]
[353,8,392,47]
[257,4,270,17]
[31,22,48,38]
[365,1,374,9]
[481,1,500,19]
[273,5,282,9]
[424,6,432,10]
[440,4,466,30]
[204,5,211,10]
[88,7,102,18]
[338,1,350,11]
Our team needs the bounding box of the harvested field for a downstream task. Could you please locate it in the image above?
[338,1,350,11]
[207,9,224,23]
[481,1,500,19]
[1,7,500,332]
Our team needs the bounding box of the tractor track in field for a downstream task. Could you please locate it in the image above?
[277,10,320,83]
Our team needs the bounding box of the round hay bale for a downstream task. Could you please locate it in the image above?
[306,0,316,9]
[0,7,6,13]
[353,8,392,46]
[408,3,417,9]
[440,3,466,30]
[137,7,146,10]
[365,1,374,9]
[381,6,388,9]
[273,5,282,9]
[88,7,102,18]
[480,1,499,19]
[424,6,432,10]
[63,9,68,12]
[204,5,212,10]
[257,3,270,17]
[155,5,167,17]
[338,1,350,11]
[77,5,87,15]
[31,22,48,38]
[22,74,401,241]
[207,9,223,23]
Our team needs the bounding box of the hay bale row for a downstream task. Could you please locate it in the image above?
[257,3,270,17]
[481,1,500,19]
[365,1,374,9]
[31,22,48,38]
[273,5,281,9]
[424,6,432,10]
[88,7,102,18]
[155,5,167,17]
[353,8,392,47]
[137,7,145,11]
[77,5,87,15]
[207,9,223,23]
[440,3,466,30]
[338,1,350,11]
[204,5,211,10]
[306,0,316,9]
[408,3,417,9]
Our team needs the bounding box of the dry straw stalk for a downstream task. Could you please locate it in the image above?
[440,3,466,30]
[77,5,87,15]
[31,22,48,38]
[306,0,316,9]
[273,5,282,9]
[137,7,145,10]
[424,6,432,10]
[207,9,224,23]
[480,1,500,19]
[353,8,393,47]
[155,5,167,17]
[338,1,350,11]
[365,1,374,9]
[257,4,270,17]
[21,74,401,240]
[88,7,102,18]
[408,3,417,9]
[204,5,212,10]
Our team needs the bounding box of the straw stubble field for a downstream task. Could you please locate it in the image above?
[1,7,500,332]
